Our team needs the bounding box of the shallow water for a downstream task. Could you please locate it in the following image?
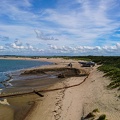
[0,59,52,88]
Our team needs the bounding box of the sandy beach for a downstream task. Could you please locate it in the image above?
[0,57,120,120]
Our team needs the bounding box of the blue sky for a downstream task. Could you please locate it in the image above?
[0,0,120,56]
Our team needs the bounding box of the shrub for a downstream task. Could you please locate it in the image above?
[84,112,95,119]
[97,114,106,120]
[92,108,99,113]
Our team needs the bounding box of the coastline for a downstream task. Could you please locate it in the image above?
[0,57,77,120]
[0,57,120,120]
[0,57,54,90]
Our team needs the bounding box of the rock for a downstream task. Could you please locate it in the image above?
[58,74,65,78]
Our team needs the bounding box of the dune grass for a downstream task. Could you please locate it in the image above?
[97,59,120,90]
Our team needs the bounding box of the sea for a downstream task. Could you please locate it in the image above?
[0,59,52,88]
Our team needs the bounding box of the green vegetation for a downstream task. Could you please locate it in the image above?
[92,108,99,113]
[94,57,120,90]
[84,109,107,120]
[84,112,95,119]
[97,114,106,120]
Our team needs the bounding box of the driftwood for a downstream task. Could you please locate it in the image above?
[33,90,44,97]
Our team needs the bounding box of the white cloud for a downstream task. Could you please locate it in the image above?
[11,43,24,49]
[49,42,120,55]
[3,40,44,53]
[26,43,34,51]
[34,29,59,41]
[1,0,119,45]
[1,40,120,55]
[4,40,24,49]
[40,0,120,46]
[0,46,4,50]
[116,43,120,49]
[0,35,9,41]
[14,39,23,46]
[0,0,120,55]
[0,0,37,23]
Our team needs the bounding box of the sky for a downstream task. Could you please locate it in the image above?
[0,0,120,56]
